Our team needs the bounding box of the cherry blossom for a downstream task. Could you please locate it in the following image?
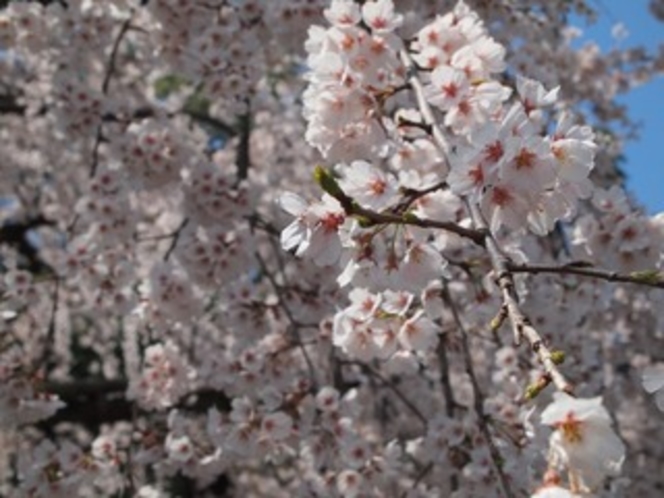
[1,0,664,496]
[541,393,625,492]
[279,191,346,266]
[642,366,664,411]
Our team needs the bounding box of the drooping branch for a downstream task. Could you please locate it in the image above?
[468,204,574,394]
[102,17,133,94]
[398,47,574,395]
[254,249,319,390]
[441,282,516,498]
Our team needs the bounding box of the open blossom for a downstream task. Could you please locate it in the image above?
[516,76,560,123]
[260,411,293,441]
[541,393,625,491]
[361,0,402,33]
[323,0,361,28]
[424,65,470,111]
[338,160,399,211]
[278,192,346,266]
[398,310,439,351]
[165,434,194,463]
[551,112,596,184]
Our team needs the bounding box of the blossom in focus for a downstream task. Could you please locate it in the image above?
[278,192,346,266]
[540,393,625,492]
[338,160,399,211]
[361,0,403,33]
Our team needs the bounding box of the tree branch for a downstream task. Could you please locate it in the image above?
[467,203,574,394]
[399,46,574,395]
[507,261,664,289]
[254,249,319,390]
[343,360,428,428]
[441,282,515,498]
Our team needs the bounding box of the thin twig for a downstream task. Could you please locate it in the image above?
[235,106,251,182]
[89,124,104,178]
[345,361,428,428]
[183,108,237,137]
[254,250,319,390]
[436,334,457,418]
[436,329,462,493]
[401,462,433,498]
[44,276,61,371]
[90,16,133,178]
[393,180,448,214]
[441,282,515,498]
[102,17,133,94]
[507,261,664,289]
[163,218,189,261]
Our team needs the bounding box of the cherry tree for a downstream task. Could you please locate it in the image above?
[1,0,664,496]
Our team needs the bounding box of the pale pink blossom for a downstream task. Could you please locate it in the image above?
[398,310,439,351]
[338,160,399,211]
[361,0,403,33]
[642,366,664,411]
[324,0,361,28]
[541,393,625,491]
[279,192,346,266]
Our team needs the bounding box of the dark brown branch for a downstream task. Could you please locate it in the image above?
[102,17,133,94]
[441,282,515,498]
[184,108,237,137]
[315,167,485,245]
[235,106,251,182]
[0,93,26,114]
[351,203,486,246]
[39,379,231,431]
[436,334,457,418]
[0,215,56,274]
[90,16,132,178]
[163,218,189,261]
[507,261,664,289]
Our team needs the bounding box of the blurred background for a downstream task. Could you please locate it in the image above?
[572,1,664,214]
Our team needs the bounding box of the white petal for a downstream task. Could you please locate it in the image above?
[642,367,664,394]
[278,192,308,216]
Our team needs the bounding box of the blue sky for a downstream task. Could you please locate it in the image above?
[571,1,664,214]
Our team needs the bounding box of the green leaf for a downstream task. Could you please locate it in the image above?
[313,165,353,211]
[153,74,188,100]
